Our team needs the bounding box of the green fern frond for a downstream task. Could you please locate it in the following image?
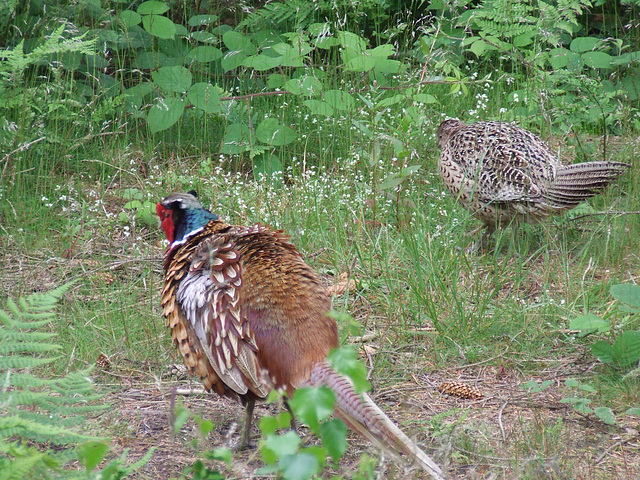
[238,0,316,31]
[0,342,61,354]
[0,26,96,81]
[0,282,111,475]
[0,356,58,369]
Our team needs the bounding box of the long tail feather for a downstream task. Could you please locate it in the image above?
[308,362,446,480]
[546,161,629,209]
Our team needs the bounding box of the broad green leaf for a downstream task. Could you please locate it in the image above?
[469,40,486,57]
[220,123,252,154]
[570,36,599,53]
[256,118,297,146]
[594,407,616,425]
[344,55,376,72]
[513,31,534,47]
[621,73,640,101]
[188,14,219,26]
[324,90,355,110]
[147,97,184,133]
[337,31,366,52]
[301,446,326,471]
[309,22,330,36]
[374,58,401,74]
[320,419,347,461]
[119,10,141,27]
[612,331,640,368]
[413,93,438,104]
[133,51,171,69]
[378,94,405,108]
[222,31,256,55]
[279,452,319,480]
[327,346,371,394]
[124,200,142,209]
[253,154,284,187]
[188,46,222,63]
[152,66,192,93]
[625,407,640,416]
[315,37,339,49]
[569,314,610,337]
[187,83,221,113]
[77,441,109,471]
[122,188,142,200]
[272,42,312,67]
[560,397,593,414]
[611,284,640,309]
[257,411,291,436]
[303,99,333,117]
[259,416,279,436]
[377,174,404,191]
[142,14,176,39]
[196,418,214,436]
[582,51,613,69]
[207,447,231,465]
[137,0,169,14]
[267,73,286,89]
[548,48,570,69]
[591,340,614,364]
[610,51,640,66]
[191,31,217,43]
[368,44,394,59]
[521,380,552,393]
[262,431,300,462]
[284,76,322,96]
[290,387,335,434]
[243,54,282,71]
[221,51,247,72]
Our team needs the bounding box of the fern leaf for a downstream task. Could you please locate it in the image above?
[0,356,57,369]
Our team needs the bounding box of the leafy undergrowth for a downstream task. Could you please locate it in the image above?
[2,1,640,476]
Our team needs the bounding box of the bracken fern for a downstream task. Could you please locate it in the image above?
[0,283,108,478]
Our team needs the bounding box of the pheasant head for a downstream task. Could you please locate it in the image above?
[155,191,219,248]
[436,119,466,148]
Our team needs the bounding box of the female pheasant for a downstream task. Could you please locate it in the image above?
[157,192,445,479]
[437,119,629,249]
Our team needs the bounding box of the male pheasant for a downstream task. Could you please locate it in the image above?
[437,119,629,249]
[156,191,445,479]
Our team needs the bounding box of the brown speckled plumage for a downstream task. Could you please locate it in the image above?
[437,120,629,245]
[157,192,445,479]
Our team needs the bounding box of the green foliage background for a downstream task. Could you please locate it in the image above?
[1,0,640,478]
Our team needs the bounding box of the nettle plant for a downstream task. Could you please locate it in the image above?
[523,283,640,426]
[570,283,640,370]
[1,0,449,175]
[428,0,640,130]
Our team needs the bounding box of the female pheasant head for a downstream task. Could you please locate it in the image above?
[437,119,466,148]
[156,191,218,247]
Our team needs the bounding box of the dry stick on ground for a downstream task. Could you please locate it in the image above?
[594,436,638,464]
[497,401,508,442]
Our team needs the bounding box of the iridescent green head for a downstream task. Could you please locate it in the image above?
[156,191,218,246]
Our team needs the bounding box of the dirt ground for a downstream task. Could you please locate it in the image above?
[92,353,640,480]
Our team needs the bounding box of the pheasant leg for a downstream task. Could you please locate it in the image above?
[283,399,298,433]
[239,396,256,450]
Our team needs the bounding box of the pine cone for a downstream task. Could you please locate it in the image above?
[438,381,483,400]
[96,353,111,370]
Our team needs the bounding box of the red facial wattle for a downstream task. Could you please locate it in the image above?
[156,202,175,243]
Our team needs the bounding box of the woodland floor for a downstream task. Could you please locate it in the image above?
[2,136,639,479]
